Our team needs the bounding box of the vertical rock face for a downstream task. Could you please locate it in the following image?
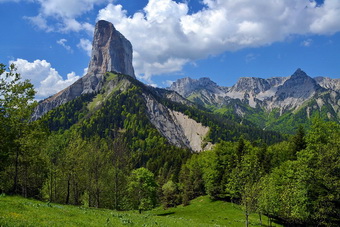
[88,20,135,78]
[32,20,135,120]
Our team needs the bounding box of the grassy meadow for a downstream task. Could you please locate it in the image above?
[0,194,282,227]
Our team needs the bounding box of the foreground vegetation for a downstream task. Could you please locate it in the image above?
[0,195,279,226]
[1,64,339,226]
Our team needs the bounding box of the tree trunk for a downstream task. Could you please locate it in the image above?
[96,187,100,208]
[54,172,57,202]
[66,176,70,204]
[114,170,118,209]
[23,162,28,198]
[13,149,19,194]
[74,182,79,205]
[49,170,53,202]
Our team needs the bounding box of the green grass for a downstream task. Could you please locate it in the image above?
[87,93,104,111]
[0,195,281,226]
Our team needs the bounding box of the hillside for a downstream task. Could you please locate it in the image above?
[0,195,279,227]
[42,72,284,150]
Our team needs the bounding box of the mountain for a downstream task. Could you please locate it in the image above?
[32,20,135,120]
[36,20,282,153]
[169,69,340,133]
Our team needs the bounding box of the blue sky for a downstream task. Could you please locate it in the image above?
[0,0,339,99]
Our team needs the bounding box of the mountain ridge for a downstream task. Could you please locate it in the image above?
[168,69,340,133]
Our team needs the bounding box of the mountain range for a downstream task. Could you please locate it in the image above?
[168,69,340,133]
[34,20,339,152]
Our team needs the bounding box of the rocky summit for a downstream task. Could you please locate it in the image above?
[32,20,135,120]
[88,20,135,78]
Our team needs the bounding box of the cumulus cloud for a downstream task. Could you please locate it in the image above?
[57,38,73,53]
[37,0,106,18]
[24,0,101,33]
[9,59,81,99]
[96,0,340,81]
[77,39,92,56]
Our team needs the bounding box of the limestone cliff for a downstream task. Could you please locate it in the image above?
[32,20,135,120]
[143,93,211,152]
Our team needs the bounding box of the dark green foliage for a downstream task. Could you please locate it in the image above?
[42,92,95,131]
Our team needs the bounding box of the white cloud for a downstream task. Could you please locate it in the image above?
[57,38,73,53]
[309,0,340,34]
[301,39,313,47]
[60,18,94,33]
[77,39,92,56]
[37,0,106,18]
[96,0,340,81]
[9,59,81,99]
[24,14,53,32]
[24,0,101,33]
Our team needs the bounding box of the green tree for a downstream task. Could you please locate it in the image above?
[127,167,157,213]
[291,125,307,156]
[302,119,340,225]
[161,180,178,209]
[0,63,40,195]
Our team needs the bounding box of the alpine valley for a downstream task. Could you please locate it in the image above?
[1,20,339,227]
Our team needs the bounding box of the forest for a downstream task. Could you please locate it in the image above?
[0,63,339,226]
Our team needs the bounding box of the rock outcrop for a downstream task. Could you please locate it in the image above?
[88,20,135,78]
[143,93,211,152]
[314,77,340,92]
[32,20,135,120]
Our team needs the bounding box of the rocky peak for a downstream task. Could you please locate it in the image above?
[230,77,271,94]
[277,69,320,96]
[88,20,135,78]
[290,68,308,79]
[169,77,221,97]
[270,69,325,112]
[32,20,135,120]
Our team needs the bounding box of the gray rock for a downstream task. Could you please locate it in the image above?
[314,76,340,92]
[88,20,135,78]
[143,93,211,152]
[32,20,135,120]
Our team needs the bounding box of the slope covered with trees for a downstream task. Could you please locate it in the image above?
[0,64,339,226]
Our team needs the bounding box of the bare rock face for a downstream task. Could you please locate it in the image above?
[88,20,135,78]
[143,93,211,152]
[32,20,135,120]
